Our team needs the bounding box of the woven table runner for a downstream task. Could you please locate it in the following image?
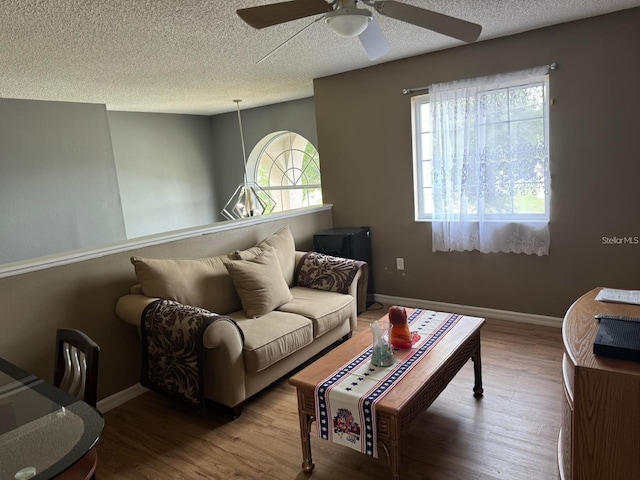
[314,309,462,457]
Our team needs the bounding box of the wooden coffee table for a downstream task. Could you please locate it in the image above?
[288,308,484,480]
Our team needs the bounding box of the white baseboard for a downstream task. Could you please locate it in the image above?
[97,383,148,413]
[374,294,563,328]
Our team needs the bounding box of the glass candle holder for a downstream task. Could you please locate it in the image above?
[370,320,394,367]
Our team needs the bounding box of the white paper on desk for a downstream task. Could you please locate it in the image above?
[595,288,640,305]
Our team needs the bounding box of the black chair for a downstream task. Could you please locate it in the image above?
[53,329,100,479]
[54,329,100,407]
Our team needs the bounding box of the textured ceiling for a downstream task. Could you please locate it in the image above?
[2,0,639,115]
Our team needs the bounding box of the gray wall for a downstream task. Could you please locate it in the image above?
[315,8,640,318]
[0,97,318,265]
[211,97,318,212]
[0,99,126,263]
[108,111,219,238]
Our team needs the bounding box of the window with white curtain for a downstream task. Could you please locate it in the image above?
[411,66,551,255]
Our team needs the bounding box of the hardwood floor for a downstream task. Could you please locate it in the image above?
[96,304,563,479]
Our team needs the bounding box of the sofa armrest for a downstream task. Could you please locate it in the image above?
[201,319,246,407]
[116,294,159,328]
[294,250,306,267]
[116,293,245,349]
[295,250,368,314]
[116,293,247,409]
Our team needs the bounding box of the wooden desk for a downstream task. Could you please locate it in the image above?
[289,309,484,480]
[559,288,640,479]
[0,358,103,479]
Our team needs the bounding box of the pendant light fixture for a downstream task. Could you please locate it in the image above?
[221,100,275,220]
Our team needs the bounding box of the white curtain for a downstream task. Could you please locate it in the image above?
[430,66,551,255]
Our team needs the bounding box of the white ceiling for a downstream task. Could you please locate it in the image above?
[2,0,639,115]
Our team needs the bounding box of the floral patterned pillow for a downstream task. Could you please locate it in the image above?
[295,252,365,294]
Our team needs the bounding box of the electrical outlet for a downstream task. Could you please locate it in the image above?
[396,257,404,270]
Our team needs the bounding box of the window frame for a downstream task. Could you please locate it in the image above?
[411,94,433,222]
[412,76,550,223]
[246,131,322,213]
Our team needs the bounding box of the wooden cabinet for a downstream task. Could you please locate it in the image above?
[559,288,640,479]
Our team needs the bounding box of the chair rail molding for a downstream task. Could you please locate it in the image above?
[0,205,332,279]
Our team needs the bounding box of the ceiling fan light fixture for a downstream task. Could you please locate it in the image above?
[325,8,372,37]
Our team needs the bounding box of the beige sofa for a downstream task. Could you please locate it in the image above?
[116,226,366,417]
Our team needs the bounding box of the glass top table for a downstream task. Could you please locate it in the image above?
[0,357,104,479]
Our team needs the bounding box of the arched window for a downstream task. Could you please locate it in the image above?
[247,131,322,213]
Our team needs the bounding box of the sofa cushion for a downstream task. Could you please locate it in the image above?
[223,248,293,318]
[130,255,242,315]
[278,286,354,338]
[228,310,313,373]
[258,225,296,287]
[230,225,296,287]
[229,246,262,261]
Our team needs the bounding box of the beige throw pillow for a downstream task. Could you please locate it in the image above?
[130,255,242,314]
[228,246,263,261]
[223,248,293,318]
[257,225,296,286]
[227,225,297,287]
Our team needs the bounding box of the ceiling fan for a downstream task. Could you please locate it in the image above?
[237,0,482,61]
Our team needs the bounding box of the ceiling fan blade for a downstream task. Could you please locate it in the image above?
[257,17,323,64]
[358,19,390,61]
[374,1,482,43]
[237,0,333,29]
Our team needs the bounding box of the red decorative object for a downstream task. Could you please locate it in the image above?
[388,306,414,349]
